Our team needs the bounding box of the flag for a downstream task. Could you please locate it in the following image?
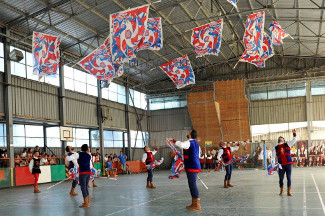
[78,37,123,83]
[138,17,163,51]
[159,55,195,89]
[239,32,274,68]
[269,20,290,45]
[191,19,223,57]
[243,11,265,54]
[32,32,61,78]
[227,0,238,8]
[110,4,149,63]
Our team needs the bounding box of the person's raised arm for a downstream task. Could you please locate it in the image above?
[287,129,297,147]
[169,138,190,149]
[217,149,223,161]
[230,142,240,151]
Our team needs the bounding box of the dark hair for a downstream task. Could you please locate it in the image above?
[81,144,88,152]
[65,146,70,152]
[96,148,99,151]
[35,146,39,148]
[190,130,198,139]
[23,148,27,151]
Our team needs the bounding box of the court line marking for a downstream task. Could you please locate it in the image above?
[303,172,307,216]
[311,173,325,215]
[105,191,180,216]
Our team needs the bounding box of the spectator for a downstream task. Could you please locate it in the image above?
[118,151,127,174]
[258,147,264,167]
[20,148,28,158]
[105,157,117,176]
[104,154,109,163]
[34,146,40,153]
[95,149,101,160]
[113,154,119,162]
[14,155,21,167]
[1,150,8,167]
[109,154,113,161]
[40,154,49,166]
[27,148,33,158]
[50,154,57,165]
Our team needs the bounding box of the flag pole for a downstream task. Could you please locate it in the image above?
[233,60,240,69]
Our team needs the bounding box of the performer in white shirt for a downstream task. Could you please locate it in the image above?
[142,146,159,189]
[217,142,239,188]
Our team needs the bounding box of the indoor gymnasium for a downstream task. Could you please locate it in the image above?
[0,0,325,215]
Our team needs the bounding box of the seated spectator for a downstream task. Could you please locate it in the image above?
[109,154,113,161]
[27,148,33,158]
[113,154,119,162]
[14,155,21,167]
[20,148,28,158]
[1,150,8,167]
[40,154,49,165]
[95,149,101,161]
[50,154,57,165]
[34,146,40,153]
[104,154,109,163]
[105,157,117,176]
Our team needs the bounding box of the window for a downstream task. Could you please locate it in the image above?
[130,130,148,148]
[129,89,147,109]
[7,46,59,86]
[104,130,125,147]
[250,83,306,101]
[149,95,187,110]
[13,124,44,147]
[91,130,100,148]
[46,127,61,147]
[251,122,307,138]
[0,123,6,147]
[311,81,325,95]
[73,128,89,147]
[102,82,126,104]
[64,66,98,96]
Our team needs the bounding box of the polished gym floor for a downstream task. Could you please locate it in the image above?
[0,167,325,216]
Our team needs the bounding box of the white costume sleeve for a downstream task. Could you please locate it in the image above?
[66,153,79,168]
[230,145,239,152]
[152,148,158,155]
[287,136,297,147]
[217,149,224,161]
[175,140,191,149]
[29,159,34,173]
[272,148,276,161]
[142,153,147,163]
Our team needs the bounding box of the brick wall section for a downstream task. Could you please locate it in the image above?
[187,80,251,157]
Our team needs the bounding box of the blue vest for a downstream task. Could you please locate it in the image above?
[67,152,74,169]
[183,140,201,172]
[78,152,91,173]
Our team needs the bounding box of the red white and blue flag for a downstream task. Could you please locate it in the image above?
[159,55,195,89]
[243,11,265,55]
[78,37,123,83]
[239,32,274,68]
[227,0,238,8]
[32,32,61,78]
[110,4,149,63]
[191,19,224,57]
[138,17,163,51]
[269,20,291,45]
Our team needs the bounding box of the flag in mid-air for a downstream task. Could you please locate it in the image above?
[159,55,195,89]
[32,32,61,78]
[191,19,224,57]
[227,0,238,8]
[243,11,265,54]
[138,17,163,51]
[269,20,290,45]
[78,37,123,83]
[239,32,274,68]
[110,4,149,63]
